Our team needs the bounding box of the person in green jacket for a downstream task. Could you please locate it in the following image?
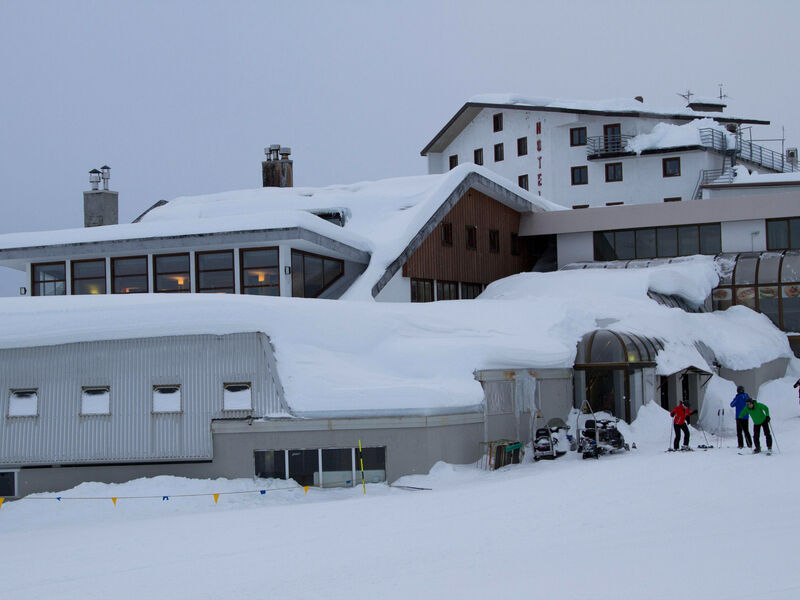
[738,397,772,454]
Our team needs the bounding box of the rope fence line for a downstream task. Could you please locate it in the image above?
[0,481,431,509]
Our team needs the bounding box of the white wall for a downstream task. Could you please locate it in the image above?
[375,270,410,302]
[721,219,766,252]
[430,107,722,209]
[556,231,594,267]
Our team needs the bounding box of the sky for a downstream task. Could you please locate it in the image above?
[1,0,799,295]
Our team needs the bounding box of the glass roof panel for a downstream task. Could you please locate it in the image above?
[733,254,759,285]
[757,252,782,284]
[588,330,625,363]
[781,252,800,283]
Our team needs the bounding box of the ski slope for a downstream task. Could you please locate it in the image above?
[2,375,799,600]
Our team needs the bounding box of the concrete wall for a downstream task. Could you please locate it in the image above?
[720,219,766,253]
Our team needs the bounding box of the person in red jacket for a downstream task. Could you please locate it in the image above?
[670,399,697,451]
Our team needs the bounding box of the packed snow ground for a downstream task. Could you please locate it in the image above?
[3,372,799,600]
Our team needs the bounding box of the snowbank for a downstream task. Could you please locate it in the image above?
[626,118,736,154]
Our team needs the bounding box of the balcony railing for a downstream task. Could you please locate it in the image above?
[586,135,634,155]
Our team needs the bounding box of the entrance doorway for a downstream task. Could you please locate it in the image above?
[584,368,630,422]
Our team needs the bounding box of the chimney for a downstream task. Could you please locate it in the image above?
[262,144,293,187]
[83,165,119,227]
[634,96,644,103]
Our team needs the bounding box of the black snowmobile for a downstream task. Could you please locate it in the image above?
[533,417,569,461]
[576,403,630,459]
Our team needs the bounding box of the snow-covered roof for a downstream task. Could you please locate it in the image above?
[709,165,800,186]
[0,257,790,415]
[422,94,768,155]
[0,165,557,299]
[626,118,736,154]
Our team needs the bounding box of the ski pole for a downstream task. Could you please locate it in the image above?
[768,422,781,455]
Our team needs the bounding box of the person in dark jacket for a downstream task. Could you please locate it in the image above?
[730,386,753,449]
[670,399,696,450]
[738,397,772,454]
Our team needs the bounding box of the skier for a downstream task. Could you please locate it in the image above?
[730,385,753,449]
[738,397,772,454]
[670,399,696,451]
[794,378,800,405]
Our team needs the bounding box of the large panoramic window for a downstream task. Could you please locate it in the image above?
[460,282,483,300]
[594,223,721,260]
[410,278,433,302]
[71,259,106,295]
[291,250,344,298]
[436,280,459,301]
[32,262,66,296]
[111,256,148,294]
[154,253,191,293]
[766,218,800,250]
[196,250,234,293]
[253,446,385,488]
[240,248,280,296]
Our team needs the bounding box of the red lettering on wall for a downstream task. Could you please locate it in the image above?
[537,174,542,187]
[536,139,542,152]
[538,156,542,169]
[536,121,541,135]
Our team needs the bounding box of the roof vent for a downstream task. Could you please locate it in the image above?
[84,165,118,227]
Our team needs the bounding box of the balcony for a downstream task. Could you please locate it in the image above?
[586,135,635,156]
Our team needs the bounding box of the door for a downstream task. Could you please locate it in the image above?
[604,123,622,152]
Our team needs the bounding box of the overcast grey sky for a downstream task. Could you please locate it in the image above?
[1,0,798,295]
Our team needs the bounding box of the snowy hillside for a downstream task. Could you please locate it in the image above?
[2,372,799,599]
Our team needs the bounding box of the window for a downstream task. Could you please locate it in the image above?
[494,143,504,162]
[9,389,38,417]
[71,259,106,295]
[603,124,622,151]
[489,229,500,253]
[511,233,520,256]
[112,256,148,294]
[357,446,387,484]
[410,278,433,302]
[571,166,588,185]
[605,162,623,182]
[460,282,483,300]
[291,250,344,298]
[517,137,528,156]
[154,253,190,293]
[493,113,503,132]
[81,387,110,415]
[593,224,721,260]
[465,225,477,250]
[321,448,355,487]
[153,385,181,413]
[241,248,279,296]
[473,148,484,166]
[570,127,587,147]
[663,157,681,177]
[767,218,800,250]
[0,471,16,498]
[441,222,453,247]
[196,250,234,293]
[518,174,529,190]
[254,450,287,480]
[449,154,458,170]
[32,262,66,296]
[223,383,252,411]
[436,280,459,301]
[664,197,681,202]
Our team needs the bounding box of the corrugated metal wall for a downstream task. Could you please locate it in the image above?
[0,333,287,465]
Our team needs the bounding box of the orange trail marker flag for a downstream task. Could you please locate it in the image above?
[0,497,4,509]
[111,497,117,506]
[213,494,220,504]
[303,486,310,495]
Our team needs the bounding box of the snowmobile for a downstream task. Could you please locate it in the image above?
[576,403,630,459]
[533,417,569,461]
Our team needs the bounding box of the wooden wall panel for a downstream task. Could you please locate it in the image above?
[402,189,531,284]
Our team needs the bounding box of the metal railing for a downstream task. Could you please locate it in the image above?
[586,135,634,155]
[587,127,799,173]
[692,168,735,199]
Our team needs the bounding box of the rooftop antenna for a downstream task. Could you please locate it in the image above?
[717,84,730,102]
[677,89,694,104]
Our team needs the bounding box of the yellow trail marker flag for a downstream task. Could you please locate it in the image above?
[0,497,4,509]
[111,497,117,506]
[213,493,220,504]
[303,486,309,495]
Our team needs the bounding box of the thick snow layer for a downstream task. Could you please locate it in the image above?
[0,258,790,414]
[468,93,758,121]
[626,118,736,154]
[729,165,800,184]
[0,165,559,301]
[3,393,800,600]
